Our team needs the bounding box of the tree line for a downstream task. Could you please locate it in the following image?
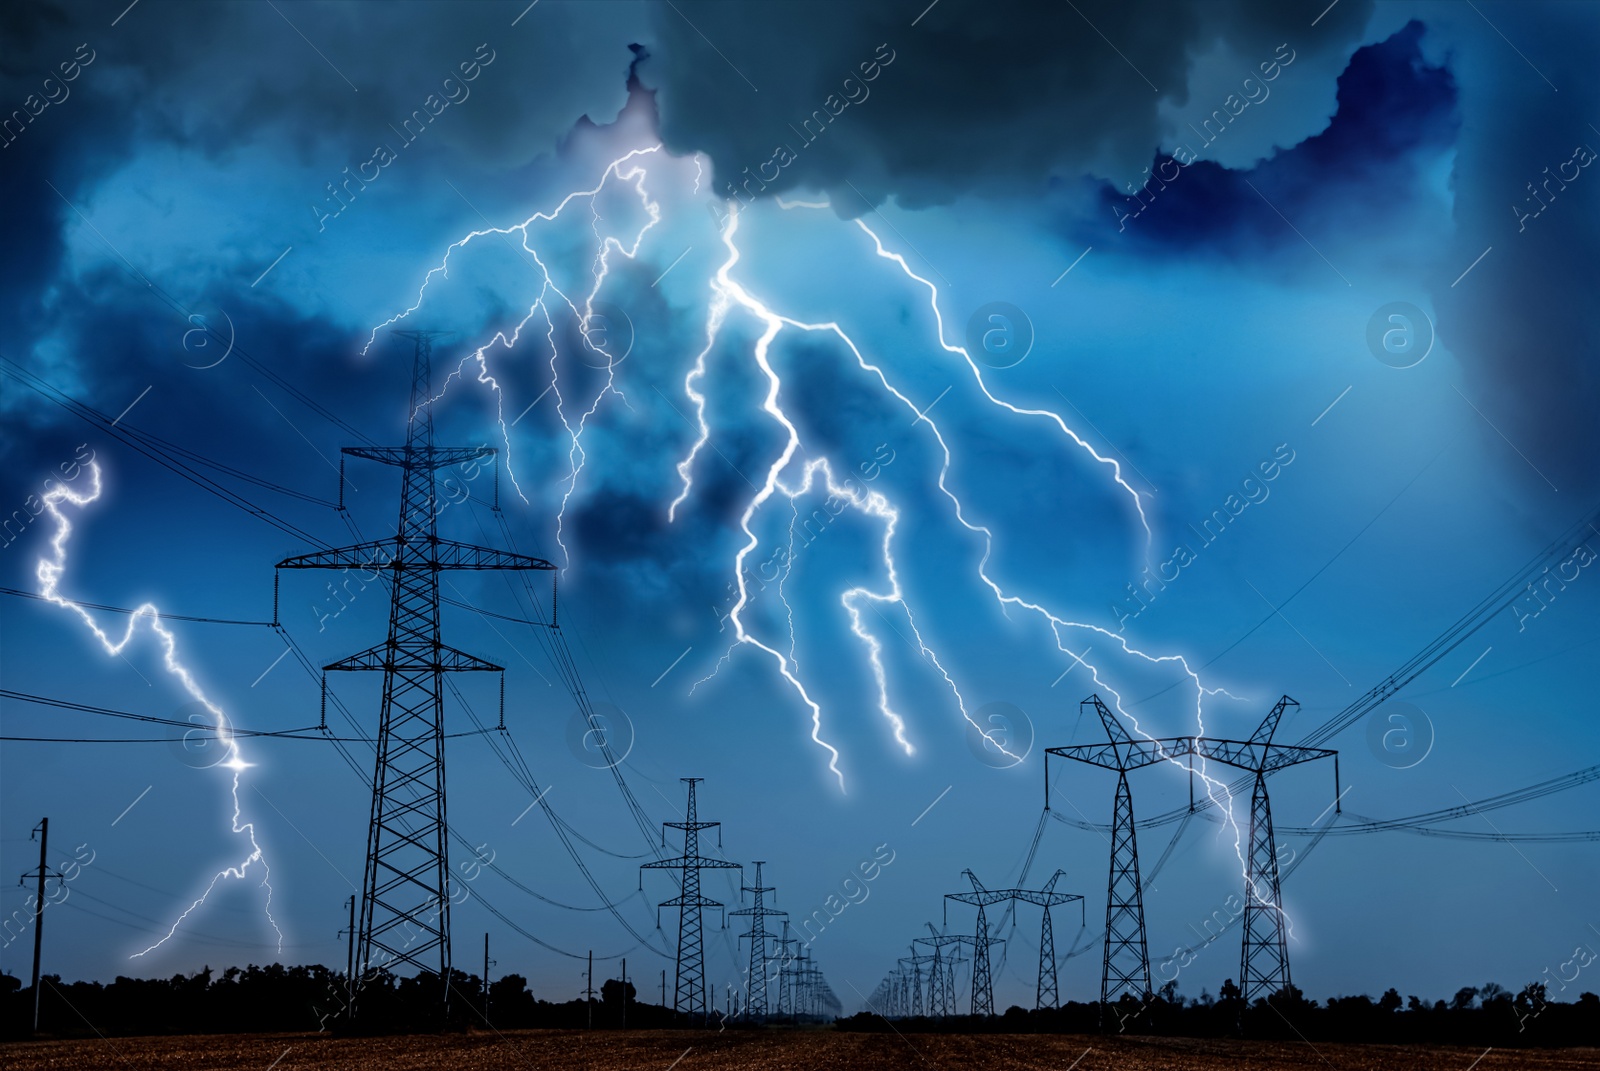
[3,966,1596,1045]
[838,980,1599,1046]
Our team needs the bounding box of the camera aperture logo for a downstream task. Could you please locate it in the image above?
[1366,302,1434,369]
[1366,700,1434,770]
[566,702,635,770]
[167,701,231,770]
[966,701,1034,769]
[964,303,1034,369]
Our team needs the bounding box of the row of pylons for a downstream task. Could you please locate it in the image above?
[641,777,841,1022]
[871,695,1340,1017]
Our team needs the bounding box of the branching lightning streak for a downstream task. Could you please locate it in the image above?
[677,198,1274,922]
[368,147,664,565]
[839,212,1268,910]
[682,207,1020,790]
[35,463,282,958]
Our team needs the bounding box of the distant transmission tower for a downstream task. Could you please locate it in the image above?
[944,872,1015,1016]
[641,778,741,1020]
[916,924,987,1018]
[983,869,1084,1009]
[729,860,785,1019]
[904,946,936,1016]
[774,919,799,1017]
[278,331,554,1008]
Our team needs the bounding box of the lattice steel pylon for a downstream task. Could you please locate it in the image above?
[1005,869,1084,1010]
[945,873,1017,1016]
[774,919,798,1016]
[1044,696,1193,1006]
[729,860,785,1019]
[1190,696,1338,1004]
[904,947,936,1016]
[920,941,948,1017]
[641,778,741,1021]
[914,932,956,1017]
[1047,694,1339,1008]
[919,924,992,1017]
[277,331,554,1009]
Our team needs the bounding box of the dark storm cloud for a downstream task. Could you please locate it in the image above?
[1428,4,1600,498]
[641,0,1373,212]
[0,0,644,169]
[1080,21,1457,251]
[0,0,648,496]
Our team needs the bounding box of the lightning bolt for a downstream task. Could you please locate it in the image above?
[367,145,668,565]
[683,206,1022,790]
[34,462,283,958]
[835,206,1272,919]
[366,134,1281,921]
[676,196,1273,924]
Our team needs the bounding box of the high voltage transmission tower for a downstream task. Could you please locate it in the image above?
[1188,696,1338,1003]
[729,860,785,1019]
[917,926,970,1018]
[944,871,1018,1016]
[987,869,1084,1010]
[904,946,936,1016]
[786,947,837,1018]
[891,924,987,1019]
[1044,697,1183,1006]
[1045,694,1338,1009]
[277,331,554,1010]
[640,778,741,1021]
[774,918,799,1017]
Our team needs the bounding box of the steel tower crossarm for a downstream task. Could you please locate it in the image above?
[642,854,741,872]
[342,444,496,469]
[1044,737,1194,773]
[1190,700,1334,776]
[1192,738,1336,775]
[278,538,554,573]
[322,643,503,673]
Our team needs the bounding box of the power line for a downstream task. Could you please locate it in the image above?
[0,587,274,626]
[0,356,332,548]
[0,688,485,741]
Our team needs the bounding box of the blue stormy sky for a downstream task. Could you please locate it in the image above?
[1,0,1596,1013]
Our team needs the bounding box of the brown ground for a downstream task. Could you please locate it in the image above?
[3,1029,1597,1071]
